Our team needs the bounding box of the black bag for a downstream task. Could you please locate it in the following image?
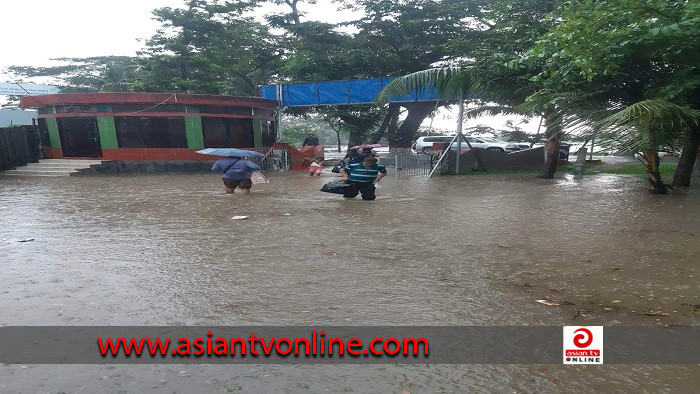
[331,159,346,174]
[320,181,351,194]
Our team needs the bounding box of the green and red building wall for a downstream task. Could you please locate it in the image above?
[20,93,278,161]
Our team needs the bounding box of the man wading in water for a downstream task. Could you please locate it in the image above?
[339,156,387,201]
[212,156,260,195]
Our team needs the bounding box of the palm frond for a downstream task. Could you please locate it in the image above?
[596,100,700,154]
[375,67,471,104]
[463,105,526,119]
[599,100,700,131]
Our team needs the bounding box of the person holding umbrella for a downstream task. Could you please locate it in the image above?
[198,148,265,195]
[347,144,384,164]
[212,156,260,194]
[343,148,362,165]
[360,147,378,160]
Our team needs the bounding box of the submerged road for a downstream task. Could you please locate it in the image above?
[1,172,698,392]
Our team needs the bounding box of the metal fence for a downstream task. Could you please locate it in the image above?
[0,126,41,172]
[393,153,437,178]
[249,147,289,172]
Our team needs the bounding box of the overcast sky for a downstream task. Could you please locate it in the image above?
[1,0,354,70]
[2,1,181,70]
[1,0,539,134]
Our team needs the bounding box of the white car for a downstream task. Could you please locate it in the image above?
[471,136,532,151]
[412,135,522,153]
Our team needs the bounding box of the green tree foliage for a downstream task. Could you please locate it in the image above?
[320,105,385,148]
[527,0,700,189]
[275,1,493,148]
[266,3,387,147]
[7,56,137,92]
[346,0,493,75]
[265,0,317,26]
[278,115,344,147]
[378,1,568,176]
[287,1,505,146]
[597,100,700,193]
[474,0,565,178]
[346,0,497,147]
[530,0,699,102]
[133,0,283,95]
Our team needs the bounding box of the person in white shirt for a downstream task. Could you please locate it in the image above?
[308,157,324,176]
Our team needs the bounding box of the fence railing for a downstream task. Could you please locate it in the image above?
[248,147,289,172]
[0,126,41,172]
[394,153,436,178]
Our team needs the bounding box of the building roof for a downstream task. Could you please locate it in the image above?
[20,92,277,109]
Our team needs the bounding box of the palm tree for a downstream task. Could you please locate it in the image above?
[376,67,478,174]
[673,121,700,188]
[375,66,564,177]
[597,100,700,194]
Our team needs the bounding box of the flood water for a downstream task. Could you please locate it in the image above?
[1,171,698,392]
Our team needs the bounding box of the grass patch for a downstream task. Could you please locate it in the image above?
[456,161,678,176]
[600,162,677,175]
[462,168,540,175]
[561,161,677,176]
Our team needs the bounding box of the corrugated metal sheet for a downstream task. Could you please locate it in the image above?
[0,83,61,96]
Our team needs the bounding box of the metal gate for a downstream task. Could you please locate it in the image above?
[0,126,41,171]
[249,147,290,172]
[394,153,437,178]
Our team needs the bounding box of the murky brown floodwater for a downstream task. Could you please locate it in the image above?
[1,171,698,392]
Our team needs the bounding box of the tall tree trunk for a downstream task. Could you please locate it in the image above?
[385,104,400,147]
[389,102,434,148]
[285,0,301,25]
[336,129,341,153]
[672,123,700,188]
[530,116,543,148]
[347,130,363,148]
[369,106,394,143]
[645,152,669,194]
[369,130,384,144]
[537,107,563,179]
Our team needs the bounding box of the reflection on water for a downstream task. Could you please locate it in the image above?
[1,172,698,392]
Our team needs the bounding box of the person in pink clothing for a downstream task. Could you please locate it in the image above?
[308,157,324,176]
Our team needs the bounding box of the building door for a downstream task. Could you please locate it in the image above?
[57,117,102,157]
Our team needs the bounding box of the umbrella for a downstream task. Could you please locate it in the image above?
[196,148,266,158]
[349,144,388,150]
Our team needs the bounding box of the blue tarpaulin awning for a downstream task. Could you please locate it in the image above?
[260,78,448,107]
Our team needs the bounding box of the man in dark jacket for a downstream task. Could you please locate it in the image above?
[302,133,320,147]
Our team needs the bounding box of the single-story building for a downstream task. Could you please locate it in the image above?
[20,93,277,160]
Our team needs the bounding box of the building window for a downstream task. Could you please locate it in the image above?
[202,117,254,148]
[114,117,187,148]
